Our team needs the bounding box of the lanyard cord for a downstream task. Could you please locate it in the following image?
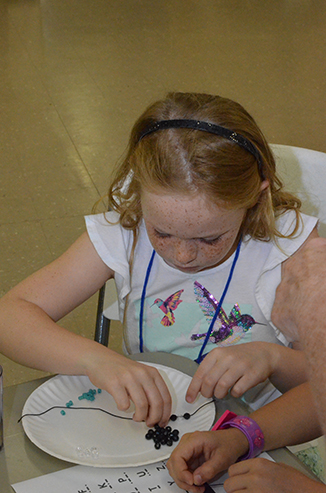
[139,249,156,353]
[195,238,241,363]
[139,239,242,361]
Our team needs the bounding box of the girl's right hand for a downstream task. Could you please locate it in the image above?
[84,347,172,427]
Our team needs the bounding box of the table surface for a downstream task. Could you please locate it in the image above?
[2,352,319,491]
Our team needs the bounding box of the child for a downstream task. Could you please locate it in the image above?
[0,92,318,427]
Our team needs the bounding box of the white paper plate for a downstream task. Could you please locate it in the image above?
[21,362,216,467]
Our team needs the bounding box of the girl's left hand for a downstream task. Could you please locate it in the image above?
[186,343,278,402]
[224,458,326,493]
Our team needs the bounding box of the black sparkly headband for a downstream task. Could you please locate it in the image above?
[138,119,265,180]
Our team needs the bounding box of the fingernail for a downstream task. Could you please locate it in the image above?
[194,474,202,486]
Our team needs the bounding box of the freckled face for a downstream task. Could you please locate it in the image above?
[141,189,246,273]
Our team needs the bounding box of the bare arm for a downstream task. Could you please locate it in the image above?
[250,382,321,450]
[0,232,172,426]
[0,232,113,372]
[272,236,326,436]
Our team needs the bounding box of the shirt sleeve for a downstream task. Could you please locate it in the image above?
[84,211,133,303]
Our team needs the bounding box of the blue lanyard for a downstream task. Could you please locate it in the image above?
[138,239,242,362]
[139,249,156,353]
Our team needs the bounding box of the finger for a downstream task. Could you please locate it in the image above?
[193,460,226,486]
[223,463,251,493]
[141,369,172,427]
[186,373,203,403]
[228,461,251,477]
[109,382,132,413]
[143,384,167,427]
[186,352,222,402]
[224,475,247,493]
[166,468,206,493]
[166,457,196,489]
[230,373,262,398]
[126,382,150,423]
[210,368,244,400]
[152,372,172,426]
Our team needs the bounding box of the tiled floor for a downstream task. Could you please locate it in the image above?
[1,0,326,387]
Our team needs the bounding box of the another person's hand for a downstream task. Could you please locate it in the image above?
[166,429,248,493]
[272,237,326,342]
[224,458,326,493]
[186,343,279,402]
[85,348,172,427]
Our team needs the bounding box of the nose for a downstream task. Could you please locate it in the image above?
[174,239,197,265]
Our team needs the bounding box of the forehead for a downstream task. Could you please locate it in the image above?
[141,189,243,238]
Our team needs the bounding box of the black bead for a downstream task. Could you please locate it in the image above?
[170,414,177,421]
[155,442,161,449]
[171,434,179,442]
[183,413,191,420]
[166,439,173,446]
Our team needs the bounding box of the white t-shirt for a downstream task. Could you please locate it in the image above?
[85,210,317,407]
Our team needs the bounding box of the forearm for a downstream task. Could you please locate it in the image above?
[299,319,326,437]
[0,294,110,376]
[0,232,115,374]
[249,382,322,451]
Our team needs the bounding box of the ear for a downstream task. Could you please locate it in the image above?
[260,179,270,192]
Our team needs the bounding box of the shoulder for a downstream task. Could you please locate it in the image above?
[275,210,317,237]
[274,211,318,257]
[84,212,135,274]
[85,211,133,244]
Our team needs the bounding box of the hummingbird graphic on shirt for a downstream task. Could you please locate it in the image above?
[152,289,184,326]
[191,281,258,346]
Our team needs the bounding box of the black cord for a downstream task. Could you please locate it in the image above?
[18,399,215,423]
[18,406,133,423]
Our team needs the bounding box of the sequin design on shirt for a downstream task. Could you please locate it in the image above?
[152,289,184,326]
[191,281,257,346]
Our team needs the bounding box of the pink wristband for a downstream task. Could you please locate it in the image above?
[212,411,264,461]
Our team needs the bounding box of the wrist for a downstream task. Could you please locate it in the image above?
[212,411,265,461]
[224,427,250,462]
[80,339,112,375]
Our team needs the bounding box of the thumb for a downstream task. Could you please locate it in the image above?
[193,460,221,486]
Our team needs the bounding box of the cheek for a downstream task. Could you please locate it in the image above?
[147,233,169,253]
[201,244,226,262]
[201,235,237,262]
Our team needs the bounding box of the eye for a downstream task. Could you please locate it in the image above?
[154,229,171,239]
[199,236,221,245]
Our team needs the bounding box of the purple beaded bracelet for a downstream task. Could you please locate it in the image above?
[212,411,265,461]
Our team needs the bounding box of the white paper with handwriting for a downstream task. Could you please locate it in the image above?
[12,453,274,493]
